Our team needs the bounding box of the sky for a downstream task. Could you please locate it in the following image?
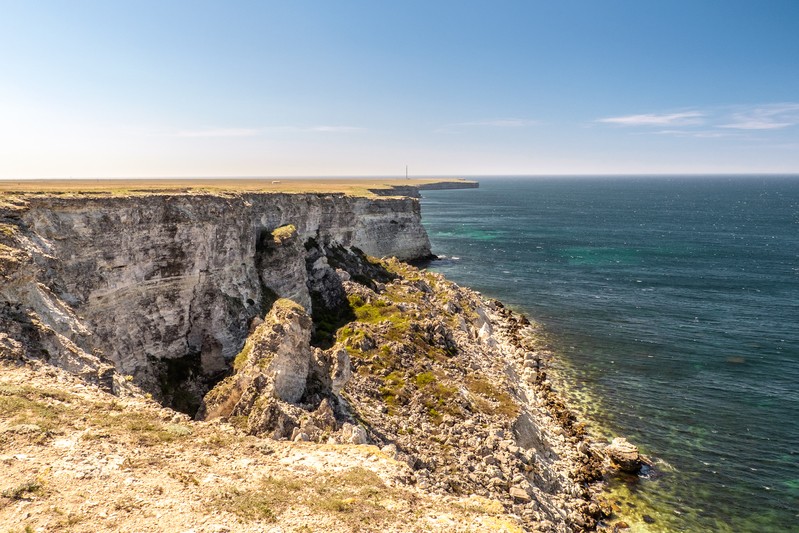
[1,0,798,178]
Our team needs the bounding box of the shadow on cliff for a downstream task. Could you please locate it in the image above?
[304,239,397,349]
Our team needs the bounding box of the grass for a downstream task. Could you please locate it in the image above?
[339,294,415,372]
[89,407,193,446]
[348,294,405,325]
[271,224,297,244]
[0,178,476,198]
[1,480,43,500]
[337,273,473,421]
[465,375,520,419]
[415,373,460,424]
[0,223,17,237]
[214,467,396,526]
[232,341,252,371]
[378,371,407,410]
[413,371,436,387]
[0,384,72,432]
[272,297,305,313]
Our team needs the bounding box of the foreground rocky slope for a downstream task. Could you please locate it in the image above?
[198,253,608,531]
[0,358,529,532]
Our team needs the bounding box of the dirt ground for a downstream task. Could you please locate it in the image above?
[0,359,526,533]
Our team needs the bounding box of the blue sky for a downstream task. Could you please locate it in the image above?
[1,0,798,178]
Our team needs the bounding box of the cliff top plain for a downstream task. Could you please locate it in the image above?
[0,177,478,199]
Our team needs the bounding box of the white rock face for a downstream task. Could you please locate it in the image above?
[328,347,352,395]
[10,192,430,392]
[202,298,312,415]
[341,423,368,445]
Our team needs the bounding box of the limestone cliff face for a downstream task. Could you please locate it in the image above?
[1,191,430,405]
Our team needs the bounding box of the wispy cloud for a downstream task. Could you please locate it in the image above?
[302,125,365,133]
[596,103,799,138]
[718,103,799,130]
[597,111,705,127]
[454,118,538,128]
[176,128,262,138]
[650,129,742,139]
[174,125,365,137]
[436,118,537,133]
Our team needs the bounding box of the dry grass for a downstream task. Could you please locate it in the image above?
[0,178,473,198]
[213,466,399,528]
[465,375,520,419]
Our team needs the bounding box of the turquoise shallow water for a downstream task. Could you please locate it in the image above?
[420,176,799,532]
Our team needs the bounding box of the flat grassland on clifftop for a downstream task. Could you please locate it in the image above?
[0,178,476,198]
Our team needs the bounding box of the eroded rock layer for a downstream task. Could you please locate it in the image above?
[0,191,429,409]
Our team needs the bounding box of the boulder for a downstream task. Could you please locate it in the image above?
[509,486,532,502]
[341,423,368,445]
[605,437,642,473]
[329,347,352,395]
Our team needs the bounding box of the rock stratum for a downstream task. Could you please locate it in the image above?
[0,183,627,532]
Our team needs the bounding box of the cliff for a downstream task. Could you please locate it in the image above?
[0,181,625,532]
[1,190,430,411]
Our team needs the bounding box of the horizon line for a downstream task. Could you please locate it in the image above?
[2,172,799,181]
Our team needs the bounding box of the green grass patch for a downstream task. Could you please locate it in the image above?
[416,378,460,424]
[233,341,252,371]
[413,371,436,387]
[271,224,296,244]
[0,384,72,431]
[2,480,43,500]
[378,371,406,409]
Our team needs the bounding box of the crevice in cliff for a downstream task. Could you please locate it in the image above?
[304,240,396,349]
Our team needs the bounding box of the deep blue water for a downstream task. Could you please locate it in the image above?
[420,176,799,532]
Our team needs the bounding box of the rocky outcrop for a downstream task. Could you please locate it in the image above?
[199,254,608,531]
[368,179,479,198]
[417,180,480,191]
[199,299,320,439]
[256,225,311,310]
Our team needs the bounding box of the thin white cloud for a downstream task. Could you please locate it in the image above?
[597,104,799,136]
[436,118,538,133]
[455,118,538,128]
[718,103,799,130]
[176,128,262,138]
[302,125,365,133]
[650,129,743,139]
[174,125,365,137]
[597,111,705,127]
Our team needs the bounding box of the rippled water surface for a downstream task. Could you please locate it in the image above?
[420,176,799,532]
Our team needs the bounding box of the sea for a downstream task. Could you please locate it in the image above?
[419,176,799,532]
